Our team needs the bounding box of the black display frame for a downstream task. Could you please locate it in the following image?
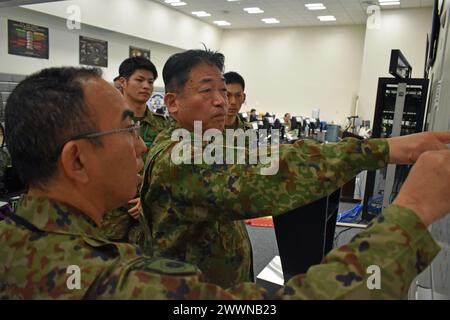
[389,49,412,79]
[428,0,441,69]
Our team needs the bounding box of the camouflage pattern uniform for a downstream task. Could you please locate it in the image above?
[140,123,407,288]
[0,195,440,299]
[225,115,252,130]
[136,110,168,163]
[100,110,168,247]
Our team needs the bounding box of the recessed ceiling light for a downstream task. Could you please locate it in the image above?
[262,18,280,24]
[164,0,180,3]
[318,15,336,21]
[171,2,187,6]
[214,20,231,26]
[305,3,326,10]
[379,0,401,5]
[192,11,211,17]
[244,7,264,14]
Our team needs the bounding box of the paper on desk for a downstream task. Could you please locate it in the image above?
[256,255,284,286]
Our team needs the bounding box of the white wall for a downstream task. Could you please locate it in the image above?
[22,0,223,51]
[358,8,432,122]
[0,6,182,86]
[220,25,366,124]
[1,3,433,125]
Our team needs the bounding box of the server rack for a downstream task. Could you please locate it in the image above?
[362,78,429,221]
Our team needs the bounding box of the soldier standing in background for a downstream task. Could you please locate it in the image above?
[101,57,169,247]
[224,71,252,130]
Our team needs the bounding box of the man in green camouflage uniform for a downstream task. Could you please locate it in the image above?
[100,57,168,245]
[224,71,252,130]
[140,48,450,289]
[1,66,450,299]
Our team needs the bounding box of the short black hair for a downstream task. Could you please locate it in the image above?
[224,71,245,91]
[113,75,120,82]
[250,109,256,113]
[118,57,158,79]
[5,67,102,188]
[163,48,225,93]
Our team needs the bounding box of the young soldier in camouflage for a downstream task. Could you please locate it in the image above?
[140,48,450,289]
[1,66,450,300]
[224,71,252,130]
[118,57,168,155]
[101,57,168,246]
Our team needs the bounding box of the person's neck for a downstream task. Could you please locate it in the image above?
[225,115,237,127]
[124,96,147,118]
[28,183,105,226]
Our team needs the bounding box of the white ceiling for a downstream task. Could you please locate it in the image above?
[153,0,434,29]
[0,0,64,8]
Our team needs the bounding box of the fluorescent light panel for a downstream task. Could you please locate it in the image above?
[305,3,326,10]
[379,0,401,5]
[244,7,264,14]
[318,15,336,21]
[262,18,280,24]
[213,20,231,26]
[192,11,211,17]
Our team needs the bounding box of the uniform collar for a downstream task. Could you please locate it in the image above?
[14,195,102,238]
[133,109,149,123]
[225,116,238,130]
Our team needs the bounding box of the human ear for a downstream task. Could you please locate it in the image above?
[164,93,179,116]
[60,141,89,184]
[119,77,127,88]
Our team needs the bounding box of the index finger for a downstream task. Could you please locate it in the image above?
[431,131,450,144]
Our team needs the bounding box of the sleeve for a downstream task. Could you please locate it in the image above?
[99,206,134,242]
[84,256,267,300]
[87,206,440,300]
[274,205,441,299]
[142,137,390,222]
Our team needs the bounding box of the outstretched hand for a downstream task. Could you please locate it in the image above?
[387,131,450,165]
[393,149,450,226]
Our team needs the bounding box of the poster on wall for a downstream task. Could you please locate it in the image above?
[129,46,151,60]
[8,20,49,59]
[79,36,108,67]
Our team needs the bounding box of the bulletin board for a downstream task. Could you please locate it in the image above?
[8,19,49,59]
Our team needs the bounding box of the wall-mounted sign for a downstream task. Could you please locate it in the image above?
[8,20,49,59]
[79,36,108,67]
[129,46,151,60]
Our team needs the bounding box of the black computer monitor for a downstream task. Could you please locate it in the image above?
[239,112,248,121]
[263,117,274,129]
[273,118,282,129]
[290,116,302,130]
